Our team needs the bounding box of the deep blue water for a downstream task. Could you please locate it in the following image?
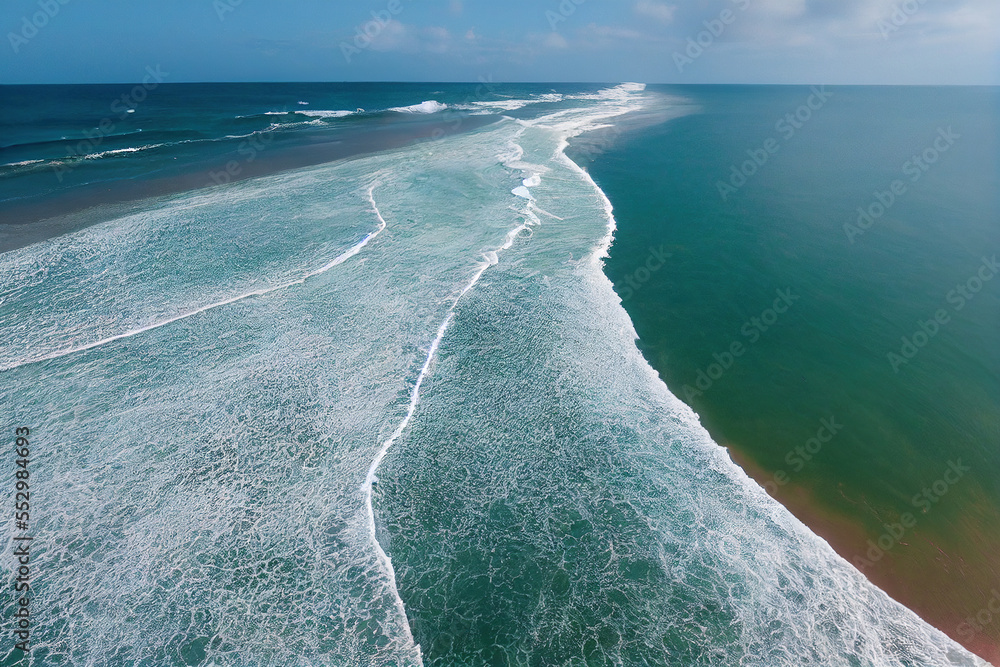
[0,82,595,231]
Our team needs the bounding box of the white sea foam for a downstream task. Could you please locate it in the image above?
[0,184,388,372]
[359,152,545,665]
[2,158,46,167]
[297,109,353,118]
[389,100,447,114]
[220,131,264,140]
[568,81,647,101]
[457,100,533,112]
[0,83,986,667]
[262,109,353,119]
[455,93,567,114]
[81,143,167,159]
[511,185,534,200]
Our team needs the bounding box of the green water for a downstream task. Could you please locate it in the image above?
[589,85,1000,633]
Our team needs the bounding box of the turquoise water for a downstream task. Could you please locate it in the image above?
[592,85,1000,657]
[0,85,989,665]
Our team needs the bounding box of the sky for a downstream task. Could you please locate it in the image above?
[2,0,998,84]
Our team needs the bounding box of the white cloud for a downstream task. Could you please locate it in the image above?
[582,24,650,42]
[635,1,676,24]
[367,22,452,55]
[323,0,998,83]
[753,0,807,20]
[528,22,663,54]
[544,32,569,49]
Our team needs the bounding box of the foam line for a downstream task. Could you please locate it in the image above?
[530,202,563,221]
[0,185,388,373]
[358,90,652,658]
[360,166,538,664]
[360,312,451,664]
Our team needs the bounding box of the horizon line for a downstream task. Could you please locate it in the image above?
[2,81,998,87]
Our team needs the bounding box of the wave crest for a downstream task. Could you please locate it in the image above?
[389,100,448,114]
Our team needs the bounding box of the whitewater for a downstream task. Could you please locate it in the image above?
[0,85,987,666]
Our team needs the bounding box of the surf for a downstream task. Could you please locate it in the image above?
[0,83,988,667]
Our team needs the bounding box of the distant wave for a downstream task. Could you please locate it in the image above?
[456,100,533,113]
[568,82,647,101]
[298,110,354,118]
[454,93,567,115]
[1,108,361,168]
[1,142,172,168]
[1,130,277,169]
[389,101,447,114]
[0,159,47,172]
[234,109,357,127]
[0,158,52,179]
[82,143,167,160]
[0,129,187,153]
[1,159,45,167]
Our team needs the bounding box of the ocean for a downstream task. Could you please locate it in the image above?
[589,85,999,664]
[0,82,992,666]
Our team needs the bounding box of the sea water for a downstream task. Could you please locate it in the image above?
[0,83,988,666]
